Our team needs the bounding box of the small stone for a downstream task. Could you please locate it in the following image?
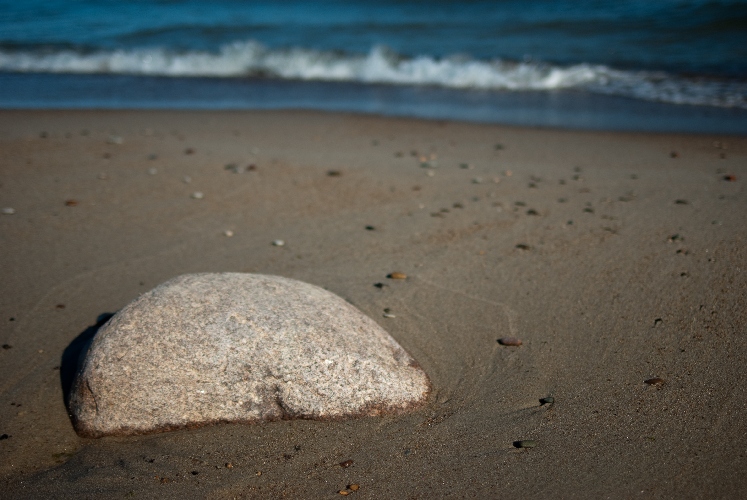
[539,397,554,405]
[515,244,530,250]
[383,313,396,319]
[338,490,350,496]
[147,167,158,175]
[0,434,9,440]
[55,304,65,310]
[339,460,354,468]
[2,344,11,349]
[645,377,665,386]
[224,230,234,237]
[225,463,233,469]
[65,199,78,207]
[674,199,688,205]
[387,272,407,280]
[654,318,663,327]
[349,484,360,491]
[514,440,537,449]
[191,192,204,199]
[2,207,15,215]
[460,163,473,169]
[723,174,737,182]
[272,239,285,247]
[498,337,522,346]
[670,151,679,158]
[327,170,342,177]
[365,225,375,231]
[184,148,195,155]
[526,209,539,216]
[373,283,386,289]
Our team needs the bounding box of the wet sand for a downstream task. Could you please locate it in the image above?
[1,110,745,498]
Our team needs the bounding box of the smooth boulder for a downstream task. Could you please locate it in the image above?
[69,273,430,437]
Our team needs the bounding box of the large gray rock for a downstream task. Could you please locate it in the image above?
[69,273,430,438]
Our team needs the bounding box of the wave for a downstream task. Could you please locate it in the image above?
[0,41,745,109]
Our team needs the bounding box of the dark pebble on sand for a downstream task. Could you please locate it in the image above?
[513,440,537,449]
[339,459,354,468]
[191,471,199,475]
[515,244,531,250]
[55,304,65,309]
[0,434,9,440]
[373,283,386,289]
[539,397,555,405]
[675,199,689,205]
[184,148,195,155]
[64,200,78,207]
[498,337,522,346]
[2,344,11,350]
[365,225,375,230]
[645,377,666,386]
[670,151,679,158]
[327,170,342,177]
[526,209,539,216]
[654,318,663,327]
[583,207,594,213]
[723,174,737,182]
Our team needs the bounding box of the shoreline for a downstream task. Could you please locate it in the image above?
[1,109,745,498]
[2,74,747,135]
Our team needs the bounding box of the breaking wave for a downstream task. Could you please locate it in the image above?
[1,41,745,109]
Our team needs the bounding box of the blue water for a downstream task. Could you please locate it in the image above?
[1,0,746,132]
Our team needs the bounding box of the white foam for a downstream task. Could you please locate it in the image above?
[0,41,744,108]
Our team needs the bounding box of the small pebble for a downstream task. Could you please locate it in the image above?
[147,167,158,175]
[526,209,539,216]
[515,243,530,250]
[339,459,354,468]
[349,484,360,491]
[670,151,679,158]
[338,491,350,496]
[645,377,666,386]
[387,272,407,280]
[184,148,195,155]
[225,463,233,469]
[539,397,554,405]
[498,337,522,346]
[383,313,396,318]
[0,434,9,440]
[272,239,285,247]
[674,199,689,205]
[224,230,234,237]
[654,318,663,327]
[514,440,537,449]
[191,191,204,199]
[55,304,65,309]
[460,163,473,169]
[373,283,386,289]
[723,174,737,182]
[327,170,342,177]
[2,344,11,349]
[2,207,15,215]
[365,225,375,230]
[65,199,78,207]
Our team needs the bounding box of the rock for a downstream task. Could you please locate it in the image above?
[514,440,537,449]
[497,337,522,346]
[69,273,430,438]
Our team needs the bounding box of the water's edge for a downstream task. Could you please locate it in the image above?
[2,72,746,135]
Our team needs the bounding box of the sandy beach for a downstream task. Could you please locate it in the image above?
[1,109,745,498]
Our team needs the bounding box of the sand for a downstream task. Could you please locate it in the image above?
[0,109,745,498]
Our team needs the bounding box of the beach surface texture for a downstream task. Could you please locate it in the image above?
[0,110,745,498]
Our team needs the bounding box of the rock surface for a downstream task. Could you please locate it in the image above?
[69,273,430,438]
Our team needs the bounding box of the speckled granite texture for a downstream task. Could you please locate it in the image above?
[69,273,430,437]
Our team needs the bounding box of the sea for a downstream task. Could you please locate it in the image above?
[1,0,746,134]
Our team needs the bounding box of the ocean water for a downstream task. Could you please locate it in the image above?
[1,0,746,133]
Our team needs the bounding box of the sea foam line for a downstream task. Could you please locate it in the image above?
[0,41,744,108]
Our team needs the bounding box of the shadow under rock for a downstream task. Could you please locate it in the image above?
[60,313,115,411]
